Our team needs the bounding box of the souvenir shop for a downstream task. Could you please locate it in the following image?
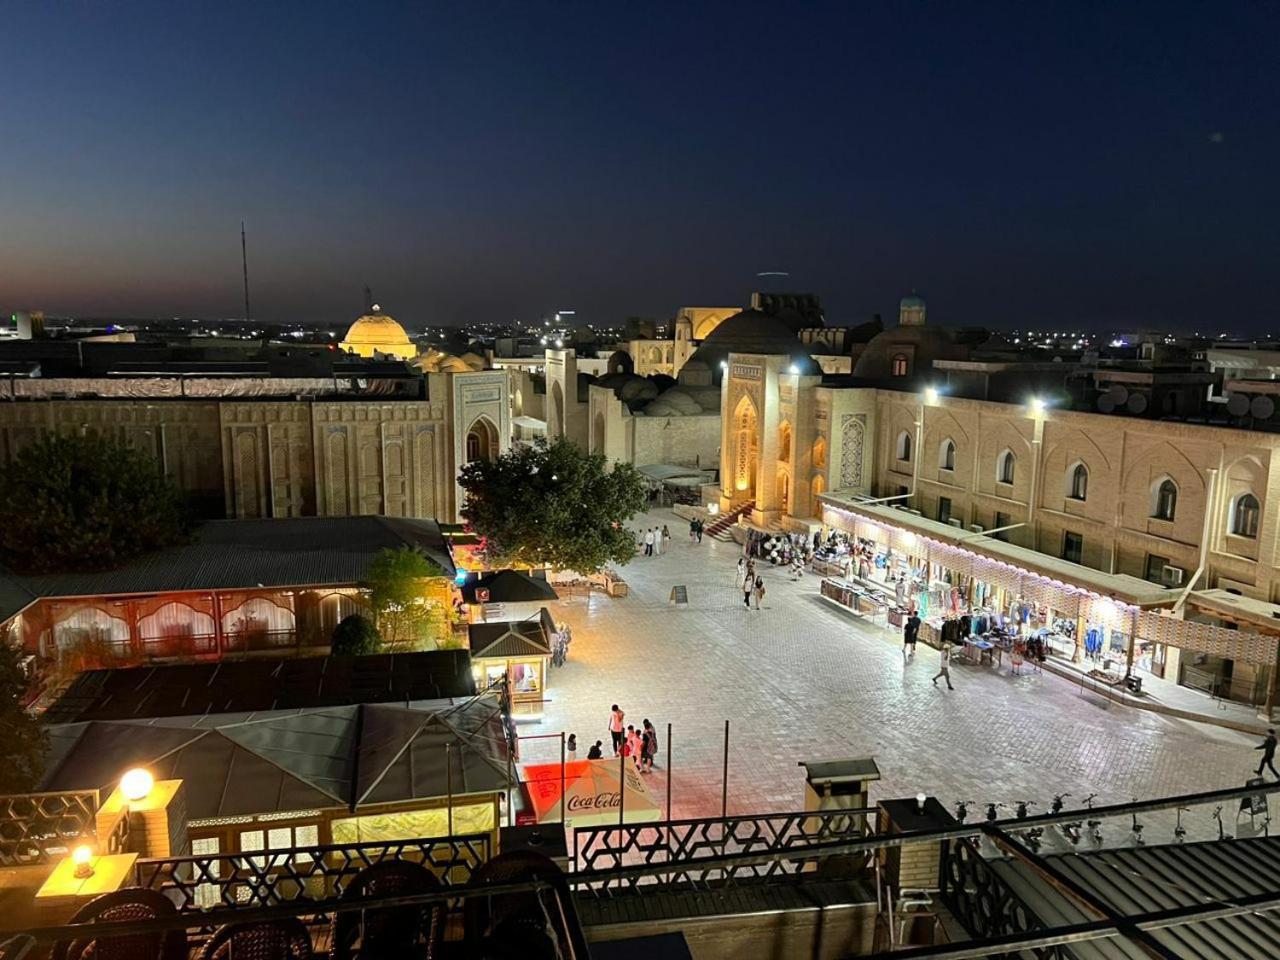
[817,507,1143,675]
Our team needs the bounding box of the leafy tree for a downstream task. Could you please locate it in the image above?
[330,614,382,656]
[362,547,450,648]
[0,432,190,574]
[459,437,647,573]
[0,637,47,794]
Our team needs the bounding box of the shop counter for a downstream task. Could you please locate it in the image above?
[820,577,889,622]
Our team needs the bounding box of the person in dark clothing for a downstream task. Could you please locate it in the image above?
[695,519,704,542]
[903,612,920,661]
[1256,728,1279,779]
[587,740,604,760]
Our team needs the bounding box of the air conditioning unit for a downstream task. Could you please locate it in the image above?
[968,524,984,534]
[947,518,963,528]
[906,508,923,517]
[1162,565,1185,587]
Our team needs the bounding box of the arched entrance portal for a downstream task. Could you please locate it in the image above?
[593,411,606,454]
[466,417,498,464]
[777,470,790,515]
[731,395,759,498]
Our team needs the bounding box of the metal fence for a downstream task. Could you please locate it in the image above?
[0,790,102,867]
[133,833,492,911]
[573,807,874,896]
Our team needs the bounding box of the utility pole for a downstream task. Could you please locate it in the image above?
[240,221,252,322]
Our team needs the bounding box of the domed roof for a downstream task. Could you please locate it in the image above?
[852,324,968,383]
[639,385,721,417]
[681,308,819,385]
[343,306,411,347]
[900,294,926,308]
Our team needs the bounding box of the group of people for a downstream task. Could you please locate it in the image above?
[687,517,706,542]
[639,525,672,556]
[735,557,767,609]
[588,703,659,772]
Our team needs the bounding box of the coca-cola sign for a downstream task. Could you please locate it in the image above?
[567,791,621,812]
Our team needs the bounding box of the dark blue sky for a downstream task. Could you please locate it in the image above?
[2,1,1276,331]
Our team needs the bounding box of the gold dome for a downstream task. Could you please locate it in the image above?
[340,305,417,360]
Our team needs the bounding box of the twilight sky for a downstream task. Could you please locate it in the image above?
[1,1,1277,332]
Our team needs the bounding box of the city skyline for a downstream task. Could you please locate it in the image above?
[2,2,1277,331]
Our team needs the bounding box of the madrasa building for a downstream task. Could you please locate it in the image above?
[0,306,508,523]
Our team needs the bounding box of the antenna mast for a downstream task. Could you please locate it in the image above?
[241,221,252,322]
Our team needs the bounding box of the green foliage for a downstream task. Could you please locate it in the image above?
[458,437,647,573]
[0,432,190,574]
[330,614,382,656]
[362,547,449,648]
[0,638,47,794]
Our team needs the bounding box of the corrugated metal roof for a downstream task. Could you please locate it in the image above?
[0,516,454,622]
[468,620,551,660]
[993,836,1280,959]
[43,650,477,723]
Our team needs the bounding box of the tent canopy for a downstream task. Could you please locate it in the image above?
[520,759,660,827]
[461,569,559,604]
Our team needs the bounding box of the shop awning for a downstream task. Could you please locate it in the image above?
[819,493,1181,609]
[1188,589,1280,636]
[520,759,661,827]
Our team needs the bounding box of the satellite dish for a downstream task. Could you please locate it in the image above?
[1252,396,1275,420]
[1107,384,1129,404]
[1097,396,1115,414]
[1127,393,1148,414]
[1227,394,1251,417]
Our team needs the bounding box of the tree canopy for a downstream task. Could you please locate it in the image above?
[459,437,646,573]
[362,547,450,648]
[0,638,46,794]
[0,432,190,574]
[330,614,382,656]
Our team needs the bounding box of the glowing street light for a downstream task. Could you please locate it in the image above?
[120,768,154,802]
[1029,397,1046,416]
[924,386,940,405]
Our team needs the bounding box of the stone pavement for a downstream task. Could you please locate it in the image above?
[525,509,1270,836]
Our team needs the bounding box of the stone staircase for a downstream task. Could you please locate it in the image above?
[705,500,754,541]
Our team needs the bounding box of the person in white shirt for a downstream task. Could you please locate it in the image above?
[643,529,655,557]
[933,645,955,690]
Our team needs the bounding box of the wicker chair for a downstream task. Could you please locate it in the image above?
[329,860,445,960]
[462,851,568,957]
[51,888,186,960]
[199,918,312,960]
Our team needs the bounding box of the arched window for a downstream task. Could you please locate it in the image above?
[1232,493,1260,538]
[778,422,792,461]
[896,430,912,463]
[1152,478,1177,521]
[891,354,909,377]
[939,439,956,472]
[997,449,1015,485]
[812,436,827,468]
[1068,463,1088,501]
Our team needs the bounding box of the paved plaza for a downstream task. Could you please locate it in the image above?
[525,509,1268,836]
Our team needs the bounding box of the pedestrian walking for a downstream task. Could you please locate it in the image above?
[1256,728,1279,779]
[689,519,697,541]
[566,733,577,761]
[753,575,766,610]
[662,524,671,554]
[608,704,626,754]
[932,645,954,690]
[742,577,753,608]
[696,519,704,542]
[643,528,654,557]
[903,612,920,661]
[736,557,746,585]
[640,721,656,773]
[587,740,604,760]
